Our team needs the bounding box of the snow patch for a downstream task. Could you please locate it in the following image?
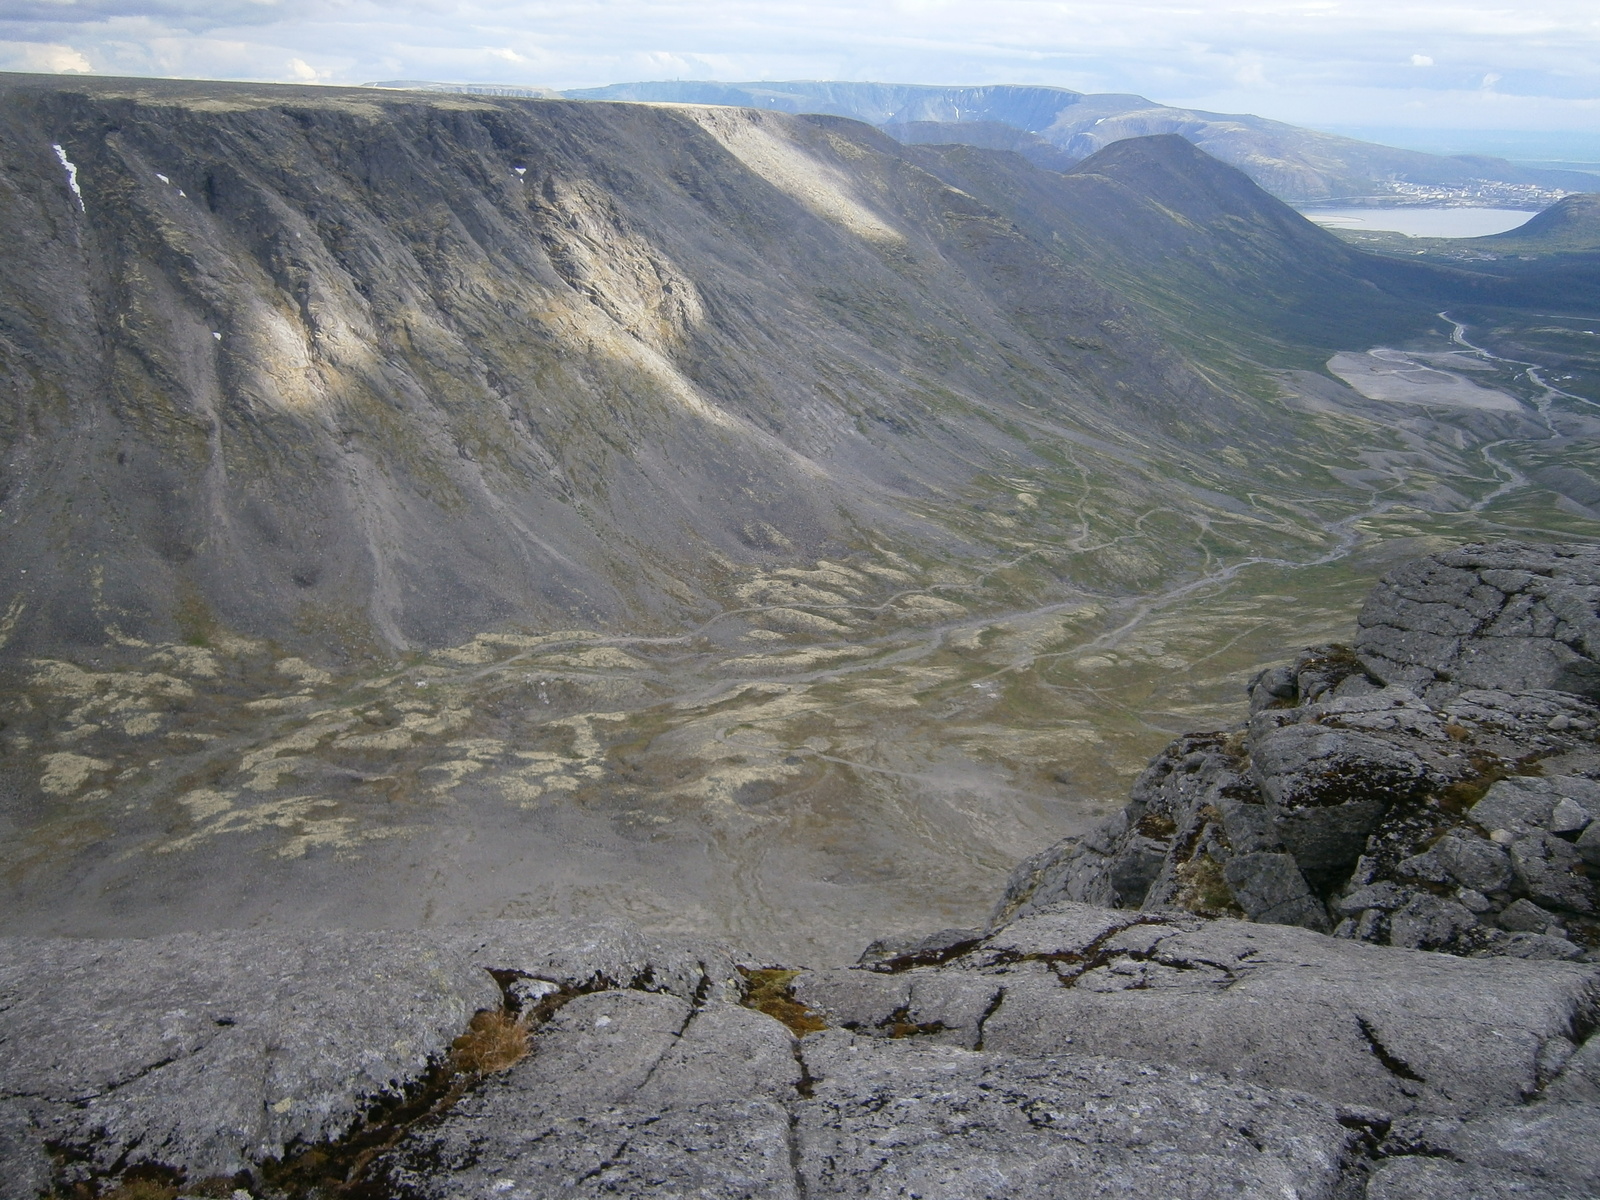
[51,143,83,211]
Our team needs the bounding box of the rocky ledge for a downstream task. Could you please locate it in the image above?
[1000,540,1600,959]
[2,541,1598,1199]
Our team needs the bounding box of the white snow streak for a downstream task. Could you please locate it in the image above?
[51,144,83,211]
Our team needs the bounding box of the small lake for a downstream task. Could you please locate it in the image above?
[1302,207,1536,239]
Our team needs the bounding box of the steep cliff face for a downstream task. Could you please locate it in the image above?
[0,75,1303,659]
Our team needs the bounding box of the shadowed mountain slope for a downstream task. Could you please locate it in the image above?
[564,80,1597,205]
[920,135,1600,354]
[885,118,1078,173]
[905,134,1450,366]
[0,74,1401,661]
[3,76,1582,667]
[1481,192,1600,253]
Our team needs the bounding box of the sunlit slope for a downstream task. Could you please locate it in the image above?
[0,75,1439,661]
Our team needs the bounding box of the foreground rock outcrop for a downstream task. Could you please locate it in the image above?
[0,922,747,1198]
[2,905,1597,1199]
[999,542,1600,960]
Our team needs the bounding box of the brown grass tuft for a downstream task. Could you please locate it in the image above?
[450,1008,530,1074]
[1435,751,1545,816]
[1174,854,1244,918]
[178,1181,246,1200]
[99,1183,178,1200]
[740,968,828,1036]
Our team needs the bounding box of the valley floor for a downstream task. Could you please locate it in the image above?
[4,314,1597,964]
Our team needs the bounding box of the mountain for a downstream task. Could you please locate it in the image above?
[884,119,1078,172]
[5,71,1599,960]
[904,133,1440,363]
[366,79,563,99]
[565,80,1598,206]
[0,74,1206,656]
[1480,192,1600,253]
[1313,187,1600,311]
[0,72,1480,662]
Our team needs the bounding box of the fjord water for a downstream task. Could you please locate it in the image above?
[1305,207,1536,238]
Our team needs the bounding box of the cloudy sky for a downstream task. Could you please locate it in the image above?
[2,1,1598,146]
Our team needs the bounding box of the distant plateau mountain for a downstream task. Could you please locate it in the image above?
[538,80,1599,208]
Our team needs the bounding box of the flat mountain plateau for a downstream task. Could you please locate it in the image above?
[1,73,1599,970]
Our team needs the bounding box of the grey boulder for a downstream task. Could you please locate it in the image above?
[1355,541,1600,699]
[1223,850,1330,929]
[0,927,500,1182]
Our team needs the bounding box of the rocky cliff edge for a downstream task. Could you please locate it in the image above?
[999,540,1600,961]
[3,541,1599,1199]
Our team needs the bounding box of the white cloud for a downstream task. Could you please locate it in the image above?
[1232,54,1269,87]
[1,40,94,72]
[287,55,317,80]
[0,1,1595,136]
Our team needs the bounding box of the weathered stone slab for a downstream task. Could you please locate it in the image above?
[380,1097,801,1200]
[375,992,803,1199]
[1381,1101,1600,1195]
[0,927,500,1181]
[0,1099,51,1200]
[795,1030,1354,1200]
[459,917,747,1006]
[963,905,1600,1116]
[1356,542,1600,698]
[1,906,1596,1198]
[1367,1157,1590,1200]
[0,920,746,1188]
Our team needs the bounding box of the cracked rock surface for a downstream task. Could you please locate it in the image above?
[0,927,498,1189]
[357,903,1600,1199]
[3,903,1596,1197]
[1356,542,1600,700]
[0,920,743,1198]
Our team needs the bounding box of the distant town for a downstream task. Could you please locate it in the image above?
[1315,179,1576,210]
